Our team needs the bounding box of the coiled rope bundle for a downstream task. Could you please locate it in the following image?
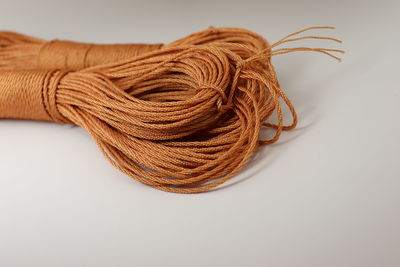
[0,27,343,193]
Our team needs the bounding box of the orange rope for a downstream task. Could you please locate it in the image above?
[0,27,343,193]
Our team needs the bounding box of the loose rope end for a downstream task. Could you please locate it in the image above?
[270,26,344,62]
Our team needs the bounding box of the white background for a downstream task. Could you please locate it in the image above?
[0,0,399,266]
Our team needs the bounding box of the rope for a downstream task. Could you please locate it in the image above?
[0,27,344,193]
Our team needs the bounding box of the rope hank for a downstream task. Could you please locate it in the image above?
[0,27,344,193]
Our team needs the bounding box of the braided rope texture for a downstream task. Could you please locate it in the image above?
[0,27,343,193]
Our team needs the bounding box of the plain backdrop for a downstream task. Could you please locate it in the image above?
[0,0,399,266]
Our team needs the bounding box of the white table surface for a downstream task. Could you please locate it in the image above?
[0,0,399,266]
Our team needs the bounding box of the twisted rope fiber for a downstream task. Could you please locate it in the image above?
[0,27,343,193]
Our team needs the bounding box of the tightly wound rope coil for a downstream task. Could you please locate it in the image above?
[0,27,343,193]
